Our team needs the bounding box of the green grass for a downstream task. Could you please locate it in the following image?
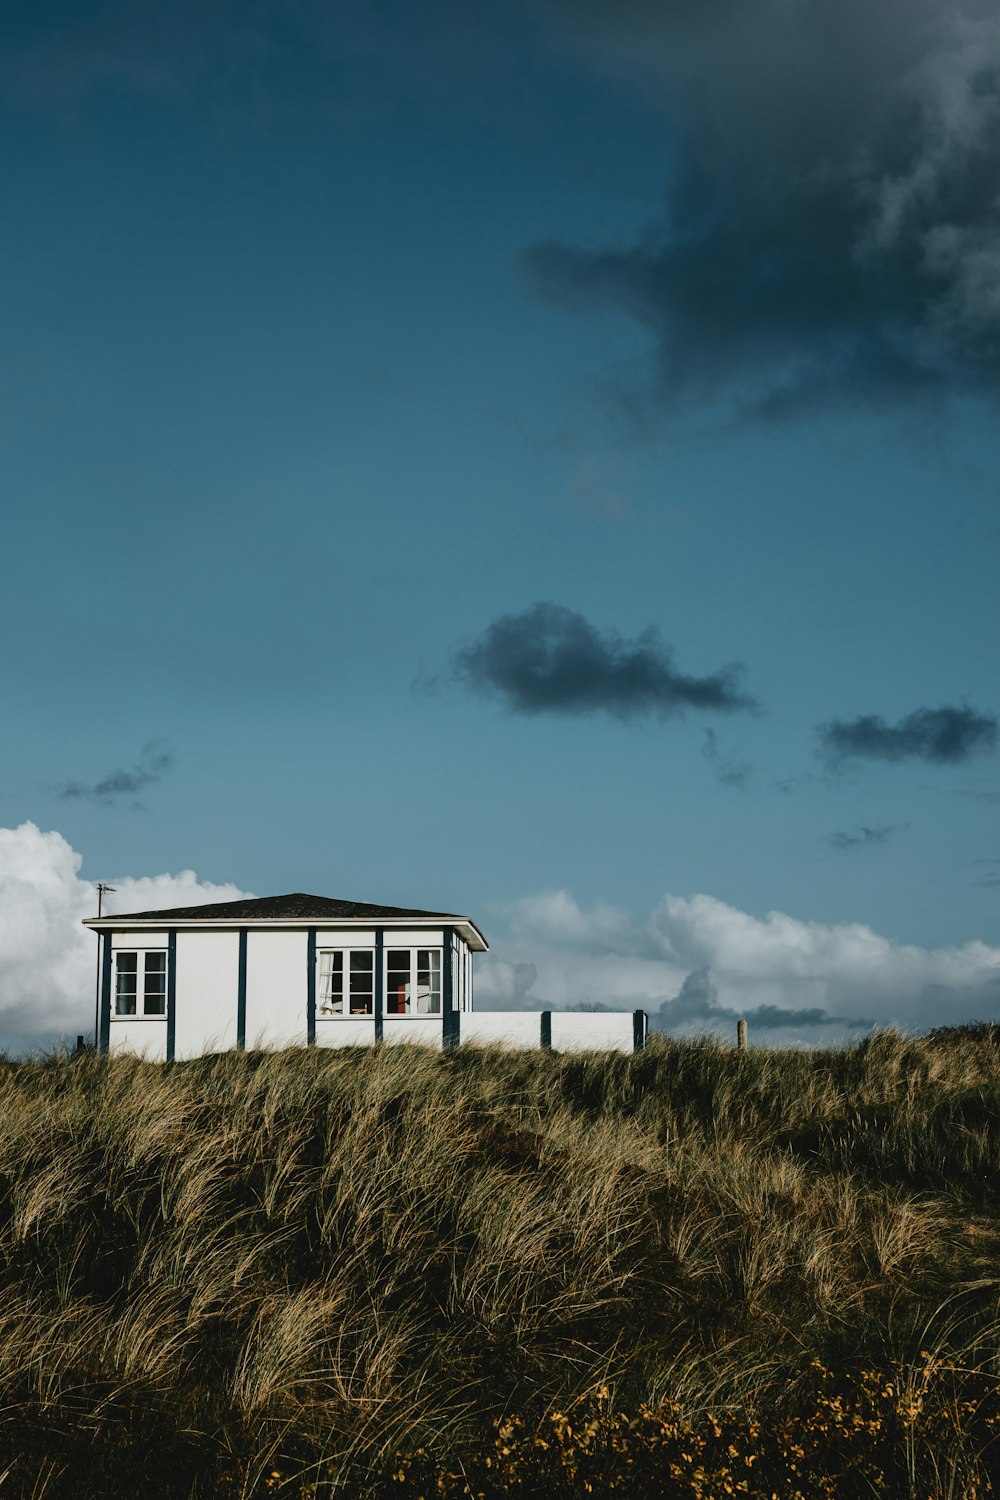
[0,1029,997,1495]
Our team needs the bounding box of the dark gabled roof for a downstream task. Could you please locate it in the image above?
[111,893,465,922]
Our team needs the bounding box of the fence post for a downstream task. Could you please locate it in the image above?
[737,1018,748,1051]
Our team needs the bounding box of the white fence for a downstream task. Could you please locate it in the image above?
[459,1012,546,1049]
[108,1008,648,1059]
[550,1011,643,1053]
[459,1010,645,1053]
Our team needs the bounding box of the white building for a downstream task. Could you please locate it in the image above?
[83,893,647,1060]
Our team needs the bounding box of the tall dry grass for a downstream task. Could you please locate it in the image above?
[0,1029,994,1494]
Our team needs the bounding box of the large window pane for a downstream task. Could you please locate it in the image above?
[349,951,373,1015]
[386,950,409,1014]
[318,951,344,1016]
[318,951,374,1018]
[115,952,137,1016]
[143,952,167,1016]
[416,950,441,1015]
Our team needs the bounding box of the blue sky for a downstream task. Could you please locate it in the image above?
[1,1,999,1045]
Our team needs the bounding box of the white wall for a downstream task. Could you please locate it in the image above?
[245,929,307,1050]
[316,1019,377,1047]
[460,1012,544,1048]
[174,930,239,1060]
[315,930,376,948]
[109,1019,167,1060]
[382,1017,442,1049]
[550,1012,637,1053]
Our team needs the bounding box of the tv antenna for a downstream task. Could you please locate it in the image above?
[93,884,117,1048]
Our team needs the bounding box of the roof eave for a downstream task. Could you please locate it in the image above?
[82,914,489,951]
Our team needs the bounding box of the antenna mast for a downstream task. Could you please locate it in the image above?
[93,884,116,1049]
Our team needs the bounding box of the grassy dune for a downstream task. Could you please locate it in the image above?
[0,1030,998,1495]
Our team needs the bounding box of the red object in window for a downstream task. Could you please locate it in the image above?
[390,984,406,1014]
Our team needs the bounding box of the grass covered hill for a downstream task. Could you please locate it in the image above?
[1,1031,1000,1496]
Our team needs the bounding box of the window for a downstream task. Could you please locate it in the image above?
[115,951,167,1017]
[316,948,443,1017]
[385,949,441,1015]
[318,950,374,1016]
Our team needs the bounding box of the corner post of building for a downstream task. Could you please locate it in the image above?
[442,925,456,1050]
[540,1011,552,1050]
[237,930,248,1050]
[633,1010,647,1052]
[307,928,317,1046]
[166,931,177,1063]
[98,931,113,1055]
[374,929,384,1042]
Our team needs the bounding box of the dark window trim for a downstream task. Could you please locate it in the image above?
[166,931,176,1062]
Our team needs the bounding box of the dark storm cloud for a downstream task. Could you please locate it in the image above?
[58,741,174,805]
[452,603,756,719]
[819,707,997,765]
[828,824,898,851]
[655,967,873,1038]
[527,0,1000,416]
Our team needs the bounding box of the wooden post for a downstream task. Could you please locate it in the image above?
[737,1018,748,1051]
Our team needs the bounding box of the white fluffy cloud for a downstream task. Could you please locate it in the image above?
[0,823,253,1053]
[477,890,1000,1045]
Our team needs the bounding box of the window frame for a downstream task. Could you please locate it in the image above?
[316,947,375,1018]
[314,945,446,1019]
[112,948,169,1020]
[383,946,442,1017]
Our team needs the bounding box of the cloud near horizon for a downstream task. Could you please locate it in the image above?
[58,740,175,805]
[659,966,874,1036]
[0,822,253,1053]
[528,0,1000,418]
[477,888,1000,1044]
[819,706,997,765]
[452,603,755,720]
